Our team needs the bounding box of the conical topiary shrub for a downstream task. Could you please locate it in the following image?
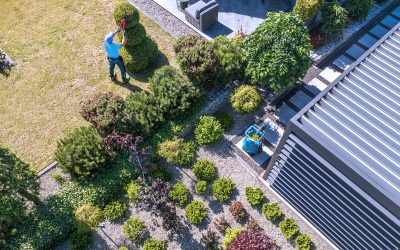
[114,0,158,72]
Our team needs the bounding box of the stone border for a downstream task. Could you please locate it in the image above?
[38,161,58,177]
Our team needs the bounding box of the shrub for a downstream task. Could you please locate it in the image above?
[123,217,146,242]
[279,218,299,240]
[117,23,146,46]
[148,165,173,181]
[55,127,107,179]
[347,0,374,20]
[168,182,189,206]
[321,2,348,35]
[193,159,216,181]
[51,172,64,184]
[224,227,244,248]
[174,34,202,55]
[195,116,224,145]
[185,200,207,224]
[212,35,244,82]
[80,92,125,135]
[195,181,208,195]
[227,229,276,250]
[246,217,261,231]
[114,0,140,28]
[244,12,311,92]
[213,111,234,130]
[229,201,246,222]
[230,85,261,113]
[74,203,102,228]
[126,182,142,204]
[295,233,312,250]
[293,0,323,21]
[212,178,236,202]
[124,91,164,135]
[176,37,222,87]
[310,32,325,48]
[143,239,166,250]
[262,203,283,221]
[245,187,264,205]
[118,247,128,250]
[214,216,229,233]
[120,37,158,72]
[71,226,92,250]
[149,66,200,117]
[201,229,219,249]
[157,138,196,166]
[102,200,128,221]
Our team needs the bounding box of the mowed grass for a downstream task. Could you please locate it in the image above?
[0,0,176,171]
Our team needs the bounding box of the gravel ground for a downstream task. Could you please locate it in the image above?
[128,0,198,38]
[39,167,69,199]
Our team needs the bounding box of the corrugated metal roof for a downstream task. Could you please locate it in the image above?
[297,24,400,207]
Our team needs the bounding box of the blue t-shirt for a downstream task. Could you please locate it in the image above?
[104,41,122,59]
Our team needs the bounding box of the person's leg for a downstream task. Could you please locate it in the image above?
[108,57,116,79]
[116,57,127,81]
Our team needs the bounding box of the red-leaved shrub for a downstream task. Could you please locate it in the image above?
[227,229,276,250]
[229,201,246,221]
[214,216,229,233]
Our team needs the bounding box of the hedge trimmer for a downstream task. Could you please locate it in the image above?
[119,15,126,30]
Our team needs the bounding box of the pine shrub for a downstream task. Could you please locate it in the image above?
[143,239,166,250]
[321,2,348,35]
[195,116,224,145]
[279,218,299,239]
[185,200,207,224]
[114,0,140,29]
[123,217,146,242]
[295,233,312,250]
[347,0,374,20]
[245,187,264,205]
[102,200,128,221]
[193,159,216,181]
[195,181,207,195]
[212,178,236,202]
[55,127,107,179]
[262,203,283,221]
[74,203,102,228]
[230,85,261,113]
[168,182,189,206]
[157,138,196,166]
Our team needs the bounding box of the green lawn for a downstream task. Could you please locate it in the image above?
[0,0,176,171]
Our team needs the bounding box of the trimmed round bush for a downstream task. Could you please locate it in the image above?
[123,217,146,242]
[223,227,244,248]
[168,182,189,206]
[193,159,216,181]
[347,0,374,20]
[157,138,196,166]
[117,23,146,46]
[296,233,312,250]
[245,187,264,205]
[74,203,102,228]
[143,239,166,250]
[71,226,92,250]
[212,178,236,202]
[230,85,261,113]
[244,12,311,92]
[80,92,125,135]
[120,37,158,72]
[126,182,142,204]
[102,200,128,221]
[114,0,139,28]
[195,116,224,145]
[262,203,283,221]
[195,181,207,195]
[185,200,207,224]
[213,111,234,130]
[322,2,348,35]
[227,228,276,250]
[279,218,299,239]
[149,66,200,117]
[293,0,323,21]
[124,91,164,135]
[55,127,107,179]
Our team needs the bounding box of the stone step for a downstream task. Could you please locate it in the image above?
[319,66,341,83]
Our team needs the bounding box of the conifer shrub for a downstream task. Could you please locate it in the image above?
[74,203,102,228]
[157,138,196,166]
[293,0,323,21]
[195,181,207,195]
[195,116,224,145]
[347,0,374,20]
[321,2,348,35]
[55,127,107,179]
[185,200,207,224]
[123,217,146,242]
[143,239,166,250]
[279,218,299,239]
[262,203,283,221]
[193,159,216,181]
[117,24,146,46]
[245,187,264,205]
[230,85,261,113]
[212,178,236,202]
[168,182,189,206]
[114,0,140,29]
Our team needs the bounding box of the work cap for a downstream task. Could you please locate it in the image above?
[105,32,114,43]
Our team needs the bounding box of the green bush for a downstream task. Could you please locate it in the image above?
[120,36,158,72]
[230,85,261,113]
[102,200,128,221]
[126,182,142,204]
[347,0,374,20]
[124,91,164,135]
[262,203,283,221]
[174,34,201,55]
[117,23,146,46]
[175,36,222,87]
[213,111,234,130]
[195,116,224,145]
[244,12,311,91]
[74,203,102,228]
[279,218,299,239]
[55,127,107,180]
[293,0,323,21]
[212,35,244,82]
[71,226,92,250]
[157,138,196,166]
[149,66,200,117]
[80,92,126,135]
[143,239,166,250]
[245,187,264,205]
[212,178,236,202]
[148,165,173,181]
[114,0,140,28]
[193,159,216,181]
[51,172,64,184]
[295,233,312,250]
[223,227,244,248]
[195,181,207,195]
[321,2,348,35]
[185,200,207,224]
[118,247,128,250]
[123,217,146,242]
[168,182,189,206]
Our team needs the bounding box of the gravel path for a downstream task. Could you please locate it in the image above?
[128,0,198,38]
